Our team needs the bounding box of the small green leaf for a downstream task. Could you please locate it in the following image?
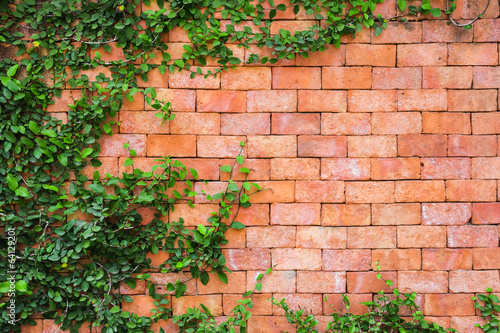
[220,165,232,173]
[15,187,31,198]
[6,173,18,191]
[231,221,245,230]
[217,271,228,284]
[7,64,19,77]
[110,306,120,313]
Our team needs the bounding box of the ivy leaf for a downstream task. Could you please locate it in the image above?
[15,187,31,198]
[28,121,40,134]
[231,221,245,230]
[110,306,120,313]
[200,271,209,285]
[217,271,228,284]
[6,173,18,191]
[175,283,187,298]
[228,57,241,65]
[44,58,53,70]
[398,0,407,11]
[276,4,287,11]
[220,165,232,173]
[430,8,441,17]
[7,64,19,77]
[41,129,57,138]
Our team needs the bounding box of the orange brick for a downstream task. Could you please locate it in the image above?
[271,158,319,180]
[220,158,270,181]
[244,44,295,67]
[169,203,219,227]
[248,181,295,203]
[196,90,246,112]
[42,320,93,333]
[247,270,296,293]
[372,203,421,225]
[473,248,500,269]
[221,67,271,90]
[272,294,323,316]
[397,44,447,66]
[247,316,296,333]
[348,136,397,157]
[47,90,84,112]
[298,135,347,157]
[247,90,297,112]
[223,294,273,316]
[272,248,322,270]
[421,158,471,179]
[448,90,497,111]
[136,67,169,88]
[321,158,370,181]
[321,204,371,226]
[296,226,347,249]
[472,113,500,134]
[169,68,220,89]
[150,273,196,295]
[473,66,500,89]
[346,181,395,203]
[119,111,169,134]
[474,19,500,42]
[296,180,345,203]
[347,271,397,293]
[346,44,396,66]
[298,90,347,112]
[20,320,42,333]
[90,43,125,62]
[399,271,449,293]
[448,43,498,65]
[422,203,472,226]
[122,295,157,317]
[271,114,320,135]
[372,112,422,134]
[82,157,118,179]
[398,135,447,157]
[194,181,229,203]
[425,294,475,316]
[220,113,270,135]
[348,90,398,112]
[422,112,471,134]
[322,67,372,89]
[169,113,220,135]
[322,113,371,135]
[473,202,500,224]
[99,134,146,157]
[348,226,396,249]
[197,136,246,158]
[396,180,445,202]
[270,20,318,34]
[372,67,421,89]
[271,203,321,225]
[371,158,420,180]
[371,22,422,44]
[448,225,498,247]
[247,226,296,248]
[450,316,487,333]
[248,135,296,158]
[398,226,447,248]
[225,204,270,226]
[172,295,222,316]
[423,67,473,89]
[398,89,447,111]
[452,0,499,19]
[323,249,371,271]
[448,135,498,156]
[197,272,246,294]
[446,180,497,201]
[223,249,270,270]
[296,44,345,66]
[422,249,473,271]
[147,89,195,112]
[298,271,346,293]
[147,135,196,157]
[450,270,500,293]
[372,249,421,270]
[323,294,372,315]
[422,20,473,42]
[272,67,321,89]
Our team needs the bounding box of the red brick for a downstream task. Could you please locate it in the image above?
[100,134,146,157]
[247,90,297,112]
[298,271,346,293]
[248,135,296,158]
[296,44,345,66]
[346,181,395,203]
[196,90,246,112]
[197,136,246,158]
[398,226,447,248]
[221,67,271,90]
[20,320,42,333]
[321,158,370,181]
[82,157,118,179]
[272,248,322,270]
[296,180,345,203]
[271,203,321,225]
[348,136,397,157]
[220,113,270,135]
[136,67,169,88]
[169,204,219,227]
[398,89,447,111]
[448,135,498,156]
[421,158,471,179]
[372,203,421,225]
[323,294,372,315]
[396,180,445,202]
[423,66,473,89]
[399,271,449,293]
[348,226,396,249]
[372,67,422,89]
[42,320,92,333]
[448,43,499,65]
[225,204,270,226]
[220,158,269,181]
[150,273,196,295]
[298,135,347,157]
[452,0,499,19]
[194,182,233,203]
[223,294,273,316]
[398,135,447,157]
[348,90,398,112]
[247,270,296,293]
[472,113,500,134]
[223,249,271,270]
[371,22,422,44]
[446,180,497,201]
[47,90,84,112]
[247,316,296,333]
[270,20,318,34]
[425,294,475,316]
[298,90,347,112]
[297,226,347,249]
[450,317,487,333]
[422,203,472,226]
[397,44,447,66]
[197,272,246,294]
[474,19,500,42]
[321,204,371,226]
[172,295,222,316]
[422,249,473,271]
[271,158,319,180]
[346,44,396,66]
[473,248,500,269]
[422,20,473,42]
[146,249,170,268]
[472,158,500,179]
[322,113,371,135]
[272,294,323,316]
[473,66,500,89]
[146,89,195,112]
[323,249,371,271]
[473,202,500,224]
[272,114,320,135]
[371,158,420,180]
[244,44,295,67]
[122,295,157,317]
[422,112,471,134]
[448,90,497,112]
[169,68,220,89]
[372,249,421,270]
[450,270,500,293]
[248,181,295,203]
[322,67,372,89]
[119,111,168,134]
[448,225,499,247]
[170,113,220,135]
[372,112,422,134]
[247,226,295,248]
[272,67,321,89]
[347,271,397,293]
[146,135,195,157]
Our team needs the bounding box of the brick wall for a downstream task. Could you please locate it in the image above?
[50,1,500,331]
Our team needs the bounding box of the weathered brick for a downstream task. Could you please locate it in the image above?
[47,90,84,112]
[270,20,318,35]
[323,249,371,271]
[422,112,471,134]
[271,203,321,225]
[297,226,347,249]
[446,180,497,201]
[372,112,422,134]
[248,135,296,158]
[197,272,246,294]
[223,294,273,316]
[372,203,421,225]
[371,22,422,44]
[169,68,220,89]
[323,294,372,315]
[298,90,347,112]
[119,111,169,134]
[170,113,220,135]
[422,249,473,271]
[472,113,500,134]
[452,0,499,20]
[423,67,473,89]
[448,43,499,65]
[197,136,245,158]
[298,271,346,293]
[220,158,268,181]
[322,204,371,226]
[346,44,396,66]
[271,113,320,135]
[221,67,271,90]
[348,136,397,158]
[100,134,146,157]
[448,225,499,247]
[448,90,497,112]
[147,89,195,111]
[296,44,345,66]
[472,202,500,224]
[220,113,270,135]
[196,90,246,112]
[225,204,270,226]
[244,44,295,67]
[322,113,371,135]
[172,295,222,316]
[422,203,472,226]
[397,44,447,66]
[396,180,445,202]
[321,158,371,180]
[170,203,219,227]
[399,271,449,293]
[371,158,420,180]
[247,270,296,293]
[421,158,471,179]
[247,90,297,112]
[272,248,322,270]
[448,135,498,156]
[372,68,421,89]
[372,249,421,271]
[450,317,487,333]
[348,90,398,112]
[398,226,447,248]
[422,20,473,43]
[425,294,475,316]
[473,66,500,89]
[273,67,321,89]
[247,226,296,248]
[346,181,395,203]
[248,181,295,203]
[83,157,118,179]
[474,19,500,42]
[223,249,271,270]
[473,248,500,269]
[271,158,320,180]
[247,316,296,333]
[272,293,323,316]
[449,270,500,293]
[122,295,157,317]
[398,89,447,111]
[323,67,372,89]
[398,135,447,157]
[347,271,397,293]
[298,135,347,157]
[296,181,345,203]
[348,226,397,249]
[472,158,500,179]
